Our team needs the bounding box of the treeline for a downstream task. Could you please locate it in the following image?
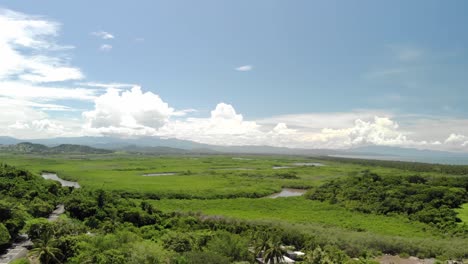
[307,170,468,231]
[321,156,468,175]
[0,164,65,248]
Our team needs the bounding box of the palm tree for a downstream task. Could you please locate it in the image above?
[28,230,63,264]
[252,231,270,258]
[263,239,286,264]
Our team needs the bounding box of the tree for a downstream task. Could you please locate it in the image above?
[23,218,54,241]
[29,231,63,264]
[205,231,249,262]
[0,223,10,245]
[263,239,286,264]
[252,231,270,258]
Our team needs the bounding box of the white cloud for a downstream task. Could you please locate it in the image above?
[8,121,30,130]
[445,133,468,148]
[99,44,112,51]
[1,8,467,152]
[157,103,266,145]
[91,31,114,40]
[83,86,175,135]
[445,133,467,143]
[235,65,253,72]
[78,82,136,90]
[0,81,97,101]
[257,110,393,131]
[0,8,84,83]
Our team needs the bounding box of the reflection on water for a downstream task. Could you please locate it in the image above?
[268,188,307,198]
[272,166,292,169]
[293,162,325,167]
[142,172,177,176]
[42,173,80,188]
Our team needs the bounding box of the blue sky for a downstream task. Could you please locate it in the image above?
[1,1,468,151]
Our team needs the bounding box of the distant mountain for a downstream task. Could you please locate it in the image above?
[49,144,113,154]
[3,142,49,153]
[117,145,216,154]
[0,136,20,145]
[1,137,468,164]
[0,136,339,155]
[0,142,112,154]
[209,145,342,156]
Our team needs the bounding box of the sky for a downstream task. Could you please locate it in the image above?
[1,0,468,151]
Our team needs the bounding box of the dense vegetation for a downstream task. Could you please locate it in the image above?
[0,163,64,249]
[322,156,468,175]
[1,153,468,263]
[307,170,468,232]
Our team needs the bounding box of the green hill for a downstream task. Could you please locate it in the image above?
[0,142,112,154]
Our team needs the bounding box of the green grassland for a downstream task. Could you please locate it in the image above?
[1,152,468,257]
[149,197,468,257]
[151,196,436,238]
[0,152,458,199]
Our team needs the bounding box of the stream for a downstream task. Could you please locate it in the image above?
[267,188,307,198]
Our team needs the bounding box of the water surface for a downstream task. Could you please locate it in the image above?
[42,173,80,188]
[142,172,177,176]
[268,188,307,198]
[292,162,325,167]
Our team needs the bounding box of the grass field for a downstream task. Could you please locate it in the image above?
[149,197,468,257]
[2,152,468,257]
[0,153,455,199]
[151,196,437,238]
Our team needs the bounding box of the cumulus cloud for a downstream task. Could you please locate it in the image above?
[91,31,114,40]
[445,133,468,149]
[83,86,176,135]
[235,65,253,72]
[1,8,467,152]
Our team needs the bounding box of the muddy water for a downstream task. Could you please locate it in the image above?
[142,172,177,176]
[42,173,80,188]
[267,188,307,198]
[292,162,325,167]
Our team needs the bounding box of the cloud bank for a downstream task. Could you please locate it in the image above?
[1,8,467,152]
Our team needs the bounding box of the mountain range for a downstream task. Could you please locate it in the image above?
[0,136,467,165]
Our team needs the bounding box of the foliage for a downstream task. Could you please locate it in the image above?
[2,154,468,262]
[307,170,468,229]
[0,163,62,245]
[0,223,10,245]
